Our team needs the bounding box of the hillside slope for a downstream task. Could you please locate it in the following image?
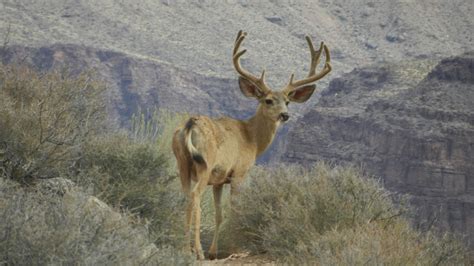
[1,0,472,85]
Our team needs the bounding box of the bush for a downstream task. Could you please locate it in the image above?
[130,108,189,174]
[74,109,194,248]
[0,178,193,265]
[310,221,465,265]
[76,133,185,246]
[0,64,105,182]
[222,163,466,264]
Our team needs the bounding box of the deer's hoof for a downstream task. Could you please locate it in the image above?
[196,250,205,260]
[208,252,217,260]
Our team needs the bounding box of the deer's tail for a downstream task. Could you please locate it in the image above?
[184,118,206,166]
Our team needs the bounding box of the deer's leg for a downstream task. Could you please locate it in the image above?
[230,178,244,206]
[184,196,193,253]
[177,160,193,253]
[191,168,209,260]
[208,184,224,260]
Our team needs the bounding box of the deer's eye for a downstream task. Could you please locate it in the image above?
[265,99,274,105]
[286,101,290,106]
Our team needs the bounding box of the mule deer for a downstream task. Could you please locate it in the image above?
[172,30,331,260]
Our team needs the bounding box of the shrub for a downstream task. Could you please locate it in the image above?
[73,109,198,248]
[76,133,186,246]
[222,163,466,264]
[0,64,105,182]
[130,108,189,174]
[0,178,193,265]
[310,222,465,265]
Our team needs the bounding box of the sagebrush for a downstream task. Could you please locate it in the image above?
[221,164,467,264]
[0,178,194,265]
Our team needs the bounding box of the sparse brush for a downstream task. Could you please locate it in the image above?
[221,163,467,264]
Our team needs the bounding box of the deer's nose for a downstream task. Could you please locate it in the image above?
[280,112,290,122]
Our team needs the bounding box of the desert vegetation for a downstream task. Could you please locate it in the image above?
[222,165,466,264]
[0,63,468,264]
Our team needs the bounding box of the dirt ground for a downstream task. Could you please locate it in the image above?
[200,253,275,266]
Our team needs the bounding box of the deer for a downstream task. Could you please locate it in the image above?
[172,30,331,260]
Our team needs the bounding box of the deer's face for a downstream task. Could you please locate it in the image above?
[233,31,331,124]
[239,77,318,123]
[259,91,290,122]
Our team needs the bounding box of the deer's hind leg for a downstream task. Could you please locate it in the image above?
[175,156,194,254]
[208,184,224,260]
[190,165,210,260]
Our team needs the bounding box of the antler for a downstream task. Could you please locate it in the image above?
[233,30,271,94]
[283,36,332,95]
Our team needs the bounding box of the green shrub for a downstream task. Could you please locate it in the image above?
[0,64,105,182]
[222,163,466,264]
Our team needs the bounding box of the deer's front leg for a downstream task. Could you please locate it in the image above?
[208,184,224,260]
[230,173,246,204]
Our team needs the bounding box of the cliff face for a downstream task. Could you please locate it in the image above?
[283,52,474,249]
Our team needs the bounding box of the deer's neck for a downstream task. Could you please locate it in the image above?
[246,109,279,157]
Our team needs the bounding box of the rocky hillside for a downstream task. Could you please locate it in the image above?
[283,52,474,249]
[1,0,472,89]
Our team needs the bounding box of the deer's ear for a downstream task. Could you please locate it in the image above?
[239,77,264,99]
[288,84,316,103]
